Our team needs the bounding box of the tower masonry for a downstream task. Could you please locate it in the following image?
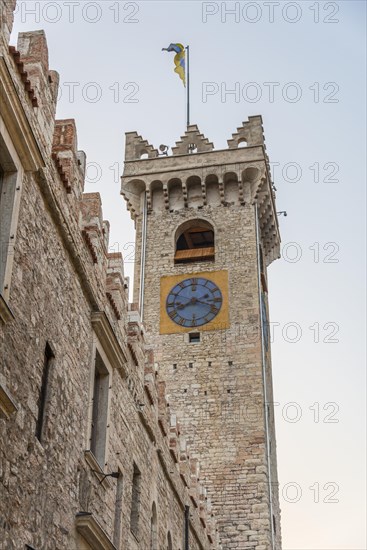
[121,117,282,550]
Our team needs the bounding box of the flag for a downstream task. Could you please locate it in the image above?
[162,43,186,87]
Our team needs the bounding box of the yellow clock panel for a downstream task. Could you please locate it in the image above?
[160,270,229,334]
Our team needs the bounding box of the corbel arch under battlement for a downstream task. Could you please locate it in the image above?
[223,171,239,204]
[167,177,184,211]
[120,178,146,218]
[186,175,203,209]
[240,164,266,203]
[205,174,221,206]
[148,179,164,211]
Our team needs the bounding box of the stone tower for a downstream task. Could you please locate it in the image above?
[121,116,282,549]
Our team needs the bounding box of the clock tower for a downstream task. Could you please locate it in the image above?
[121,116,282,549]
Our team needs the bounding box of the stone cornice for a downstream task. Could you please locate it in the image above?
[75,512,117,550]
[122,144,265,178]
[91,311,127,376]
[0,55,45,171]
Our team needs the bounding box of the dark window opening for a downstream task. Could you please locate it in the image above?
[189,332,200,344]
[36,343,54,443]
[130,463,141,537]
[176,230,214,251]
[175,221,215,264]
[273,514,276,534]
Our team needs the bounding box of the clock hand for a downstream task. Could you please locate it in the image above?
[175,297,193,309]
[175,297,209,309]
[194,298,218,307]
[174,296,220,309]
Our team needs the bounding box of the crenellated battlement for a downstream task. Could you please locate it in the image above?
[0,0,16,45]
[125,130,159,160]
[6,30,60,154]
[172,124,215,155]
[122,119,280,265]
[227,115,266,148]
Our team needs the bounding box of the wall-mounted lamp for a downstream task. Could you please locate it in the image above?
[159,144,169,156]
[92,470,121,484]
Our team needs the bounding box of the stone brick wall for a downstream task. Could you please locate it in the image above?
[0,5,218,550]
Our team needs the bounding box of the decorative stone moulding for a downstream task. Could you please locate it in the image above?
[91,311,127,376]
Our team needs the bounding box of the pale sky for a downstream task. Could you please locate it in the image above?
[11,1,366,548]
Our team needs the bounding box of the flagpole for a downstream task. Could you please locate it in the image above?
[186,45,190,127]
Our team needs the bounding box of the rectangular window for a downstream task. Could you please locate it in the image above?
[113,470,123,547]
[36,343,54,443]
[130,463,141,537]
[90,350,109,467]
[189,332,200,344]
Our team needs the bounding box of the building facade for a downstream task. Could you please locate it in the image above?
[1,1,282,549]
[0,2,219,549]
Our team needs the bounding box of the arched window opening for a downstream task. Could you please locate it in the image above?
[175,219,214,264]
[150,503,158,550]
[167,531,173,550]
[238,138,248,148]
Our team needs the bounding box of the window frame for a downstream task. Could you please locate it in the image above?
[0,127,23,300]
[86,337,113,469]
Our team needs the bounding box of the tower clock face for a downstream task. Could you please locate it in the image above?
[166,277,223,328]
